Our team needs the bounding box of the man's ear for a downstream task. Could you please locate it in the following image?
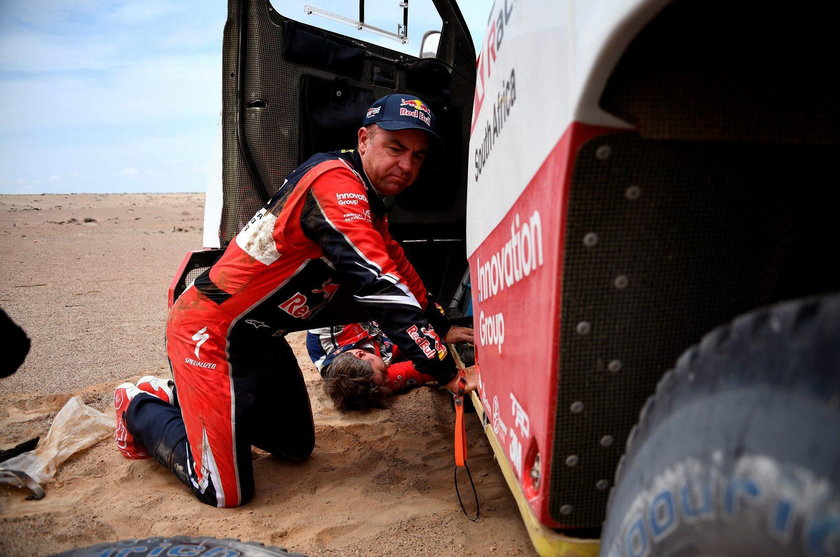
[357,126,369,155]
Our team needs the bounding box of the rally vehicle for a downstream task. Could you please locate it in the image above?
[171,1,840,555]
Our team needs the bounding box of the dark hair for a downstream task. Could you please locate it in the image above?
[323,352,391,411]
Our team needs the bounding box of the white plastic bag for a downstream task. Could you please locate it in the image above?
[0,396,113,494]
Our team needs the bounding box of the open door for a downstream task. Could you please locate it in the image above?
[212,0,475,314]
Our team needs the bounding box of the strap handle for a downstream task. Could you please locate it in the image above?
[448,345,480,521]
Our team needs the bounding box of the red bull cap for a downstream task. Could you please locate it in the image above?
[362,93,442,144]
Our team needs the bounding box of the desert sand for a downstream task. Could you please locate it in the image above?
[0,193,533,556]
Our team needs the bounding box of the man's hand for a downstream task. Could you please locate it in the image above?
[443,365,478,394]
[444,326,474,345]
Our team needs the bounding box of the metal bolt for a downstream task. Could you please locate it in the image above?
[570,401,584,414]
[600,435,614,448]
[335,90,343,97]
[583,232,599,247]
[614,275,629,289]
[596,479,610,491]
[530,454,541,490]
[560,504,574,515]
[608,360,622,373]
[576,321,591,335]
[626,185,642,200]
[565,455,579,467]
[596,145,612,160]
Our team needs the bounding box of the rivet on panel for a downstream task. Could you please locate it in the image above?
[565,455,579,467]
[608,360,622,373]
[596,145,612,160]
[596,479,610,491]
[530,454,542,490]
[560,504,574,515]
[600,435,614,448]
[576,321,591,335]
[625,185,642,200]
[614,275,629,289]
[583,232,599,247]
[570,401,584,414]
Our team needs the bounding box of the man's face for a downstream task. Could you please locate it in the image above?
[358,125,430,197]
[347,348,387,385]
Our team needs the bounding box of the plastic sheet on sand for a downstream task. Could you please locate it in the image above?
[0,396,112,497]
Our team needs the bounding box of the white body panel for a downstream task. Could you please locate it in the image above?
[466,0,667,256]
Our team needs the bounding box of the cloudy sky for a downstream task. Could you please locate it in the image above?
[0,0,490,194]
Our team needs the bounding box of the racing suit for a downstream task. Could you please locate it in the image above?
[127,149,456,508]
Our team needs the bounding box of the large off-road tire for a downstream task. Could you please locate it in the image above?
[50,536,305,557]
[600,294,840,557]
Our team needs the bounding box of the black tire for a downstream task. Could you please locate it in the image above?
[49,536,306,557]
[600,294,840,557]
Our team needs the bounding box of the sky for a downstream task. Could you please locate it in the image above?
[0,0,491,194]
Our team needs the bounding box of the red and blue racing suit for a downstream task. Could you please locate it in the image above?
[128,150,456,507]
[306,321,435,392]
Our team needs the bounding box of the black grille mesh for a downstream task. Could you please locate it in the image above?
[549,133,840,527]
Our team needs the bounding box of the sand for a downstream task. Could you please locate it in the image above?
[0,193,533,556]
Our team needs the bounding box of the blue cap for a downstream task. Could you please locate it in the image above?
[361,94,441,144]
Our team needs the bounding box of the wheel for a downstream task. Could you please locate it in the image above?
[600,294,840,557]
[49,536,306,557]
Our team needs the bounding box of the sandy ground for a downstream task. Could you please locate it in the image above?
[0,193,533,556]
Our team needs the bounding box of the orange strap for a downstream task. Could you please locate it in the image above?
[450,360,479,520]
[453,368,468,467]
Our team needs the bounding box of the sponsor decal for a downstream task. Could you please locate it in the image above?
[366,106,381,118]
[607,456,840,557]
[184,357,217,369]
[192,327,209,359]
[336,192,367,206]
[472,0,517,134]
[343,210,372,223]
[492,395,508,444]
[479,311,505,355]
[476,210,544,303]
[507,392,530,479]
[474,67,517,181]
[277,279,339,320]
[398,107,432,127]
[279,293,315,319]
[186,327,217,368]
[473,210,544,356]
[400,98,431,115]
[510,392,530,438]
[311,279,340,300]
[406,324,447,360]
[244,319,269,329]
[236,207,281,265]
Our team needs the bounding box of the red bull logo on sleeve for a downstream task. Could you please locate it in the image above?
[399,98,432,126]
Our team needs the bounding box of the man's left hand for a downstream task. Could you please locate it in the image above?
[443,365,478,395]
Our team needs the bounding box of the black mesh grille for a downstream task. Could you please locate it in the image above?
[549,133,840,527]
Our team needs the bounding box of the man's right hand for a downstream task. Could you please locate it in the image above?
[444,326,474,345]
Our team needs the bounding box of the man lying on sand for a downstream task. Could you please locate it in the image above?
[307,321,474,410]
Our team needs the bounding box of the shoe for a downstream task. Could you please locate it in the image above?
[114,382,150,459]
[136,375,176,406]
